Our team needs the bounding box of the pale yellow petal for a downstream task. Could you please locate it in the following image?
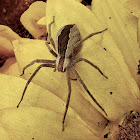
[13,38,109,137]
[20,1,46,39]
[0,57,20,76]
[37,16,46,25]
[0,37,14,57]
[75,0,82,2]
[0,74,100,139]
[0,107,100,140]
[46,3,140,139]
[0,73,76,117]
[91,0,140,88]
[46,0,106,41]
[37,0,82,26]
[46,0,140,119]
[123,0,139,17]
[13,0,140,138]
[0,25,20,41]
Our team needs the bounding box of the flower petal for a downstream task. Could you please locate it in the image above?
[20,1,46,39]
[37,16,46,25]
[0,107,100,140]
[0,37,14,57]
[13,0,140,138]
[0,74,100,139]
[91,0,140,88]
[75,0,82,2]
[123,0,139,18]
[0,57,20,76]
[46,0,106,41]
[0,25,20,41]
[0,73,74,116]
[45,0,140,134]
[13,38,109,136]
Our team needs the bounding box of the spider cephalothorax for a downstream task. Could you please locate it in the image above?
[17,16,108,131]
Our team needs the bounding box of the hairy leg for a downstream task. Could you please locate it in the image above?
[21,59,55,76]
[17,63,55,108]
[71,67,107,116]
[45,42,57,57]
[72,58,108,79]
[48,16,55,49]
[74,28,107,48]
[62,69,72,131]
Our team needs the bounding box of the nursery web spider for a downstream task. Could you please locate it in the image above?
[17,16,108,131]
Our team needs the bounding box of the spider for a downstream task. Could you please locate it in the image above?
[17,16,108,131]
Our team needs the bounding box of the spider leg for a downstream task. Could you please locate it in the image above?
[71,67,107,116]
[74,28,107,48]
[21,59,55,76]
[48,16,55,49]
[72,58,108,79]
[62,69,71,131]
[45,42,57,57]
[17,63,55,108]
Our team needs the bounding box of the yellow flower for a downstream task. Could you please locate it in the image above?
[0,1,105,140]
[0,0,140,139]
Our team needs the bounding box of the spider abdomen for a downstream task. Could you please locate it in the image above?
[55,24,81,58]
[55,24,81,72]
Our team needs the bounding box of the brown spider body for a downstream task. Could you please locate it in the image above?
[55,24,81,72]
[17,16,108,131]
